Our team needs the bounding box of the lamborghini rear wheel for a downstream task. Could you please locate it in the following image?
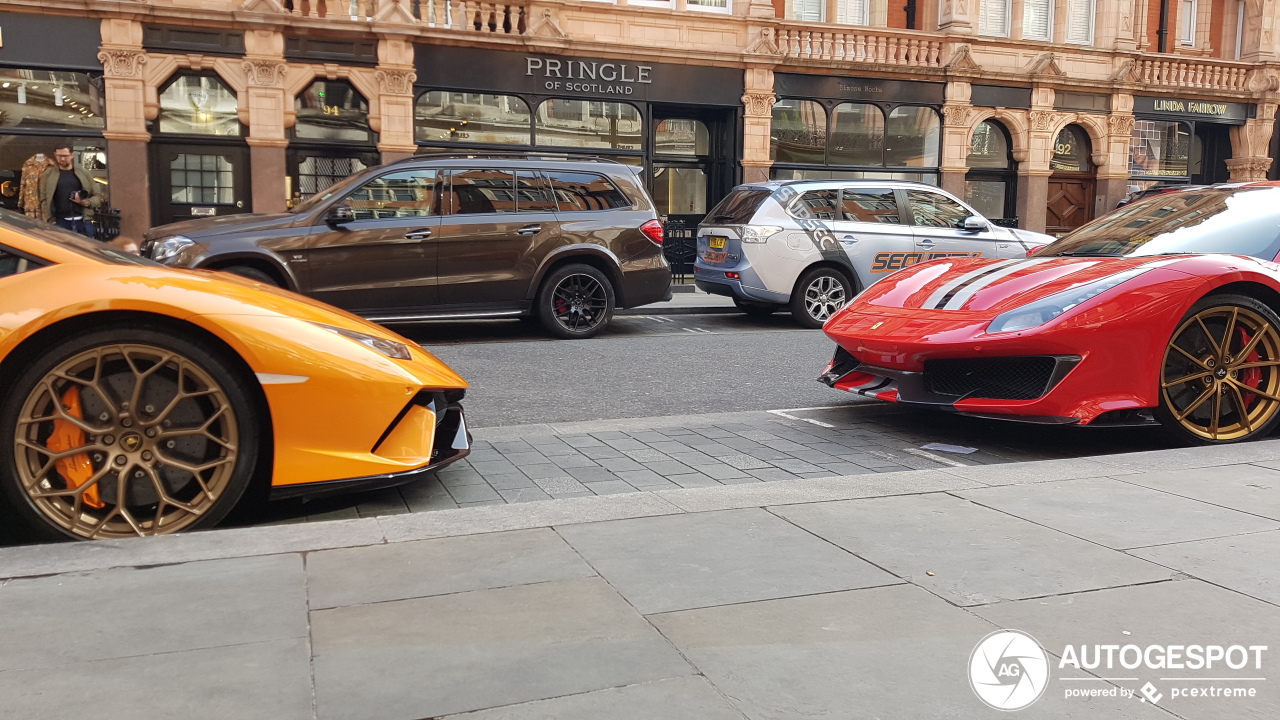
[1156,295,1280,444]
[0,327,260,540]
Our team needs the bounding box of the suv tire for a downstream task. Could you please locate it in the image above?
[536,263,616,340]
[791,267,854,329]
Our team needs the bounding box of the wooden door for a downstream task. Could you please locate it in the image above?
[150,143,251,227]
[1046,178,1094,237]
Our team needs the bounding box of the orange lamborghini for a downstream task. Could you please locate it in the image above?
[0,210,470,541]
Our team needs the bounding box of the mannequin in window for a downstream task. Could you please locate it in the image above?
[39,144,102,238]
[19,153,53,219]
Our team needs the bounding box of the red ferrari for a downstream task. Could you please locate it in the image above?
[820,183,1280,444]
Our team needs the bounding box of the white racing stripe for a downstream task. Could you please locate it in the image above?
[940,258,1069,310]
[902,447,969,467]
[922,259,1018,310]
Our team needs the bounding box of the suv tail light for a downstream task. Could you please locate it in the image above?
[640,219,664,246]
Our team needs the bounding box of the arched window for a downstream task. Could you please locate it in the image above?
[295,80,372,143]
[157,74,240,136]
[885,106,940,167]
[965,120,1016,221]
[415,92,531,146]
[535,100,642,151]
[829,103,884,166]
[655,119,709,156]
[770,99,826,164]
[1051,125,1092,173]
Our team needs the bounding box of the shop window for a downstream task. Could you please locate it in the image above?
[545,171,631,211]
[841,188,900,224]
[295,80,372,143]
[446,169,518,215]
[416,92,531,146]
[830,103,884,166]
[346,170,438,219]
[771,168,938,184]
[906,189,971,228]
[979,0,1011,37]
[1129,120,1192,178]
[653,167,707,215]
[771,99,827,164]
[655,119,710,156]
[0,137,107,216]
[967,121,1010,169]
[885,106,940,167]
[157,75,241,136]
[535,100,642,151]
[1066,0,1096,45]
[1051,125,1092,172]
[0,69,104,132]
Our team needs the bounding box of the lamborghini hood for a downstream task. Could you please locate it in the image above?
[855,256,1178,315]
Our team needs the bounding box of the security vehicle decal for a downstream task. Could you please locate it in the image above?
[773,185,860,281]
[870,251,983,273]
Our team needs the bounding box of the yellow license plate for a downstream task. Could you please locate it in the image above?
[709,236,727,249]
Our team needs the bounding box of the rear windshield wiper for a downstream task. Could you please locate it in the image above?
[708,215,737,223]
[1052,251,1125,257]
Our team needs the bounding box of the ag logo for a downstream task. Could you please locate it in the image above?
[969,630,1050,711]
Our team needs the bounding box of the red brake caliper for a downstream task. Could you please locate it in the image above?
[1238,329,1262,412]
[46,386,104,509]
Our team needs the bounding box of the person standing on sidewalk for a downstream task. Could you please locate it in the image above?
[39,144,102,238]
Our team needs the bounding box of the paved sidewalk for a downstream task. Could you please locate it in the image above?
[1,442,1278,718]
[263,404,1169,523]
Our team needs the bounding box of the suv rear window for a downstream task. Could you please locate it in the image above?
[706,187,772,225]
[545,171,630,211]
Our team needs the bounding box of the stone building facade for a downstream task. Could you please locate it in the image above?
[1,0,1278,239]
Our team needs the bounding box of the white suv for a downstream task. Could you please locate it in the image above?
[694,181,1054,327]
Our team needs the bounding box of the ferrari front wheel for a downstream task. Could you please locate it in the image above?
[0,327,260,540]
[1156,295,1280,444]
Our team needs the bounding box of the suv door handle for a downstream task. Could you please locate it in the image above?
[516,224,542,236]
[404,228,433,240]
[918,239,936,247]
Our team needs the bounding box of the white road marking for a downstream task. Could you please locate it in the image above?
[682,327,715,334]
[643,316,675,323]
[902,447,969,467]
[766,409,835,427]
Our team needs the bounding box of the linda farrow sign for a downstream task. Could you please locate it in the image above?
[1133,96,1254,123]
[414,45,743,105]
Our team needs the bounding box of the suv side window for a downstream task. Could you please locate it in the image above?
[448,169,518,215]
[906,189,972,228]
[516,171,558,212]
[0,249,33,278]
[545,171,630,211]
[790,189,840,220]
[841,188,900,224]
[345,170,438,220]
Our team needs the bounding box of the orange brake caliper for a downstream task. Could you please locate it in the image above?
[46,386,104,508]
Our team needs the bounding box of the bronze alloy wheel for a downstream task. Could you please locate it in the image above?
[11,342,241,539]
[1160,298,1280,443]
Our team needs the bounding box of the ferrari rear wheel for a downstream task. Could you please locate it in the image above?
[1156,295,1280,444]
[0,327,259,540]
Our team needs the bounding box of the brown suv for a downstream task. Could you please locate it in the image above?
[142,156,671,338]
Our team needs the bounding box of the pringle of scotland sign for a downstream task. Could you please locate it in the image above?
[414,45,744,105]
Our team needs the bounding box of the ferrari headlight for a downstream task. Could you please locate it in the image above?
[986,268,1150,334]
[738,226,783,244]
[313,323,412,360]
[151,235,194,263]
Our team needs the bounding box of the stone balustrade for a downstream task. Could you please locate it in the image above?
[774,24,944,67]
[1135,58,1252,92]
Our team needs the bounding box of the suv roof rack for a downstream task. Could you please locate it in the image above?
[388,152,634,165]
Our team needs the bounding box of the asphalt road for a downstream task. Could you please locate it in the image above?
[401,314,856,428]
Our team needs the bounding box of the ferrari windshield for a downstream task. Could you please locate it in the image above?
[1040,187,1280,260]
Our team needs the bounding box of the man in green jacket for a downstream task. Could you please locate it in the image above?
[39,144,103,238]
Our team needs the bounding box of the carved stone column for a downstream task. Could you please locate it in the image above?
[99,19,151,238]
[1240,0,1280,63]
[741,65,777,185]
[937,0,977,35]
[242,56,290,214]
[939,81,974,198]
[1019,107,1063,234]
[376,37,418,164]
[1228,98,1278,181]
[1097,112,1136,211]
